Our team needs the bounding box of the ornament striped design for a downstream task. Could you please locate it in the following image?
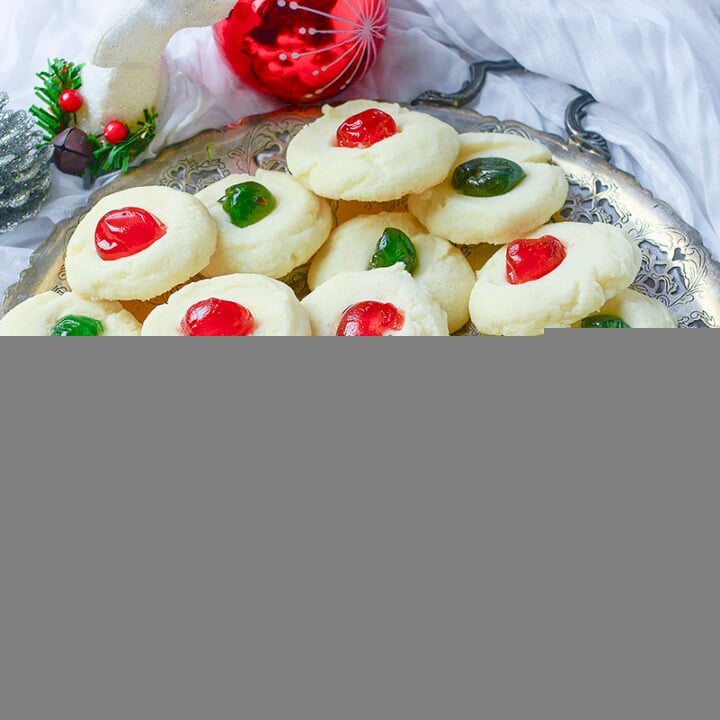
[275,0,388,99]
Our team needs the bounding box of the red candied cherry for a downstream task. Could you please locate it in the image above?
[95,207,167,261]
[180,298,256,336]
[336,301,405,336]
[336,108,398,149]
[104,120,129,145]
[506,235,567,285]
[58,89,84,114]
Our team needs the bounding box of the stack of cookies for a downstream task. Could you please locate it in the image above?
[0,172,329,336]
[0,99,676,336]
[287,100,674,334]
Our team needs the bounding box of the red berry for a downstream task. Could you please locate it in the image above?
[104,120,129,145]
[336,109,397,149]
[58,89,84,113]
[506,235,567,285]
[181,298,256,336]
[336,301,405,336]
[95,207,167,261]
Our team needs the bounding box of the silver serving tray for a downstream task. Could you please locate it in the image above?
[3,104,720,330]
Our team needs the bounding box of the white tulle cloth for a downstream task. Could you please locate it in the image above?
[2,0,720,300]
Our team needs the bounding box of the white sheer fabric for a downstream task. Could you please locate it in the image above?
[2,0,720,299]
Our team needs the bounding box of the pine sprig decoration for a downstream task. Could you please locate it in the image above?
[29,59,84,143]
[28,57,159,181]
[88,108,158,177]
[0,92,53,233]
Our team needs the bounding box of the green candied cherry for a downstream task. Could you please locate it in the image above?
[220,181,276,228]
[581,314,631,328]
[368,227,418,275]
[451,156,525,197]
[50,315,105,336]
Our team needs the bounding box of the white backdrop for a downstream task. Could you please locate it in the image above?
[2,0,720,300]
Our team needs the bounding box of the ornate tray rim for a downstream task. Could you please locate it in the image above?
[3,102,719,328]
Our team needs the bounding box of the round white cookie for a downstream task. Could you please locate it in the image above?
[407,132,569,245]
[65,185,217,301]
[286,100,461,202]
[307,212,475,333]
[141,274,311,336]
[196,170,333,279]
[469,221,642,336]
[301,264,449,336]
[0,291,141,336]
[576,288,677,328]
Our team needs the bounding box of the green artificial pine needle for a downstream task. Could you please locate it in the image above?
[29,58,84,143]
[89,108,158,179]
[28,57,156,178]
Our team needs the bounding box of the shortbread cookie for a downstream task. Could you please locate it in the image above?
[0,291,141,336]
[301,264,449,336]
[65,186,217,301]
[286,100,460,202]
[307,212,474,333]
[196,170,333,279]
[576,288,677,328]
[408,132,569,245]
[469,221,642,336]
[141,274,311,336]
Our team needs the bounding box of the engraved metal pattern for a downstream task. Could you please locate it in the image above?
[2,105,719,330]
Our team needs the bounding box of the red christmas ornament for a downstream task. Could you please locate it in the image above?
[214,0,389,104]
[103,120,129,145]
[58,89,84,113]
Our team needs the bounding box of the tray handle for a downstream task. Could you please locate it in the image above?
[411,59,525,109]
[564,88,611,162]
[411,60,612,163]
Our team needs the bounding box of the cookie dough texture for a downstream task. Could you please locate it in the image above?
[196,170,333,279]
[408,132,569,245]
[301,264,450,336]
[286,100,461,202]
[578,288,677,328]
[0,291,141,336]
[307,212,475,333]
[65,186,217,301]
[141,274,312,336]
[469,221,642,336]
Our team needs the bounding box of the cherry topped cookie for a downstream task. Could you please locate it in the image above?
[408,132,569,245]
[307,211,475,333]
[0,291,141,336]
[301,264,449,336]
[285,100,460,202]
[64,186,217,301]
[141,274,311,336]
[576,288,677,328]
[196,170,333,279]
[468,221,642,335]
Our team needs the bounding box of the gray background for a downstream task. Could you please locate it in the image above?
[1,334,718,720]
